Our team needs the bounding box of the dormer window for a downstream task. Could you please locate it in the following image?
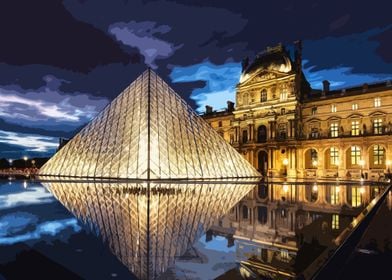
[331,104,337,113]
[280,91,288,101]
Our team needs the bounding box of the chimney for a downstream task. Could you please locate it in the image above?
[293,40,303,99]
[362,83,368,93]
[227,101,234,112]
[241,57,249,72]
[205,105,213,114]
[322,80,330,94]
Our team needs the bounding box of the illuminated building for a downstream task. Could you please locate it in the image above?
[203,42,392,180]
[39,70,260,279]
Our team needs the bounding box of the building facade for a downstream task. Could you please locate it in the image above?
[203,42,392,180]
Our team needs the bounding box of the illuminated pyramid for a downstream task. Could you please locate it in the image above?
[42,181,255,279]
[39,69,259,180]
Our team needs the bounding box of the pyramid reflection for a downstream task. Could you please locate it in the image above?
[42,180,255,279]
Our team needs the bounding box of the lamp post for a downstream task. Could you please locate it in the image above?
[359,159,365,181]
[283,158,289,177]
[23,156,28,170]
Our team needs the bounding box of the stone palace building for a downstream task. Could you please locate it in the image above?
[203,42,392,180]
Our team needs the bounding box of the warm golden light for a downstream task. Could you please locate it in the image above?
[312,160,318,167]
[360,187,365,194]
[283,183,289,193]
[283,158,289,166]
[359,159,365,167]
[312,183,318,192]
[39,70,260,180]
[23,156,28,161]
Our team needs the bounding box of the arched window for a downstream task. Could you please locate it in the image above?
[350,146,361,165]
[257,183,268,199]
[261,89,267,102]
[257,125,267,143]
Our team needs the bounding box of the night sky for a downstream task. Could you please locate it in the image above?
[0,0,391,159]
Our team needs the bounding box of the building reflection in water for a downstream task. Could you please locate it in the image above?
[211,182,385,279]
[41,180,255,279]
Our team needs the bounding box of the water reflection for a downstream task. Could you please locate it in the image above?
[41,180,255,279]
[211,182,386,279]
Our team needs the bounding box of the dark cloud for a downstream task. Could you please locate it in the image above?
[0,0,390,158]
[0,0,139,73]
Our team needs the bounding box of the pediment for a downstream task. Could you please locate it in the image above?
[239,69,291,87]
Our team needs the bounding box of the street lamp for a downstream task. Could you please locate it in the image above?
[283,158,289,177]
[359,159,365,181]
[23,156,28,169]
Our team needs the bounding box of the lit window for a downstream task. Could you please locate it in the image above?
[351,120,360,136]
[331,186,340,205]
[373,145,385,165]
[280,91,288,101]
[373,118,383,134]
[261,89,267,102]
[332,214,339,229]
[351,187,362,207]
[330,147,339,166]
[352,103,358,110]
[280,250,290,262]
[330,122,339,137]
[351,146,361,165]
[331,104,337,113]
[374,97,381,107]
[311,127,319,138]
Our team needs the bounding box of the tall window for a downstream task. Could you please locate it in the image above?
[242,130,248,143]
[311,106,317,115]
[331,186,340,205]
[280,91,288,101]
[330,122,339,137]
[242,205,248,219]
[373,118,383,134]
[311,127,319,138]
[218,121,222,127]
[351,187,361,207]
[331,104,337,113]
[330,147,339,166]
[261,89,267,102]
[332,214,340,229]
[351,120,360,136]
[373,145,385,165]
[352,103,358,110]
[374,97,381,107]
[351,146,361,165]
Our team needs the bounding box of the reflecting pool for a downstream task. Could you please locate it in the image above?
[0,179,389,279]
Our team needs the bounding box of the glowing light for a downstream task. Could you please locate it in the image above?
[387,160,391,166]
[23,156,28,161]
[283,158,289,166]
[336,185,340,193]
[283,183,289,193]
[360,187,365,194]
[23,181,28,189]
[312,160,318,167]
[312,183,318,192]
[359,160,365,167]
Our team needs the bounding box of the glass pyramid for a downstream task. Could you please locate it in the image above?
[42,181,255,279]
[39,69,260,180]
